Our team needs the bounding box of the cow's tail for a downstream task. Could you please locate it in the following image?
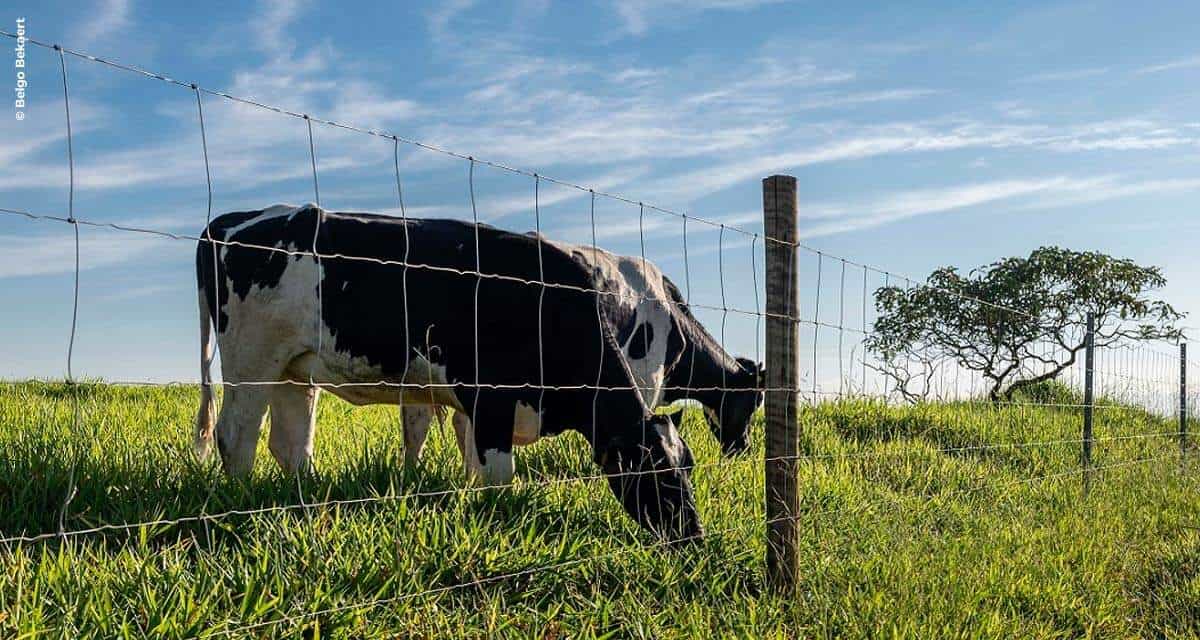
[194,242,218,460]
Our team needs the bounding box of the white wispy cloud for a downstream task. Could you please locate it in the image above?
[427,0,479,44]
[797,173,1200,239]
[329,80,423,127]
[251,0,308,57]
[1017,176,1200,210]
[639,119,1199,205]
[475,165,650,223]
[612,0,784,36]
[1017,67,1110,83]
[609,67,664,85]
[549,209,762,244]
[994,100,1035,119]
[95,283,183,303]
[683,59,855,107]
[10,0,1200,257]
[1136,55,1200,75]
[0,228,169,279]
[71,0,132,48]
[794,89,940,110]
[801,176,1106,238]
[1,0,422,197]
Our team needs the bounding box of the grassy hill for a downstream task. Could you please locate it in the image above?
[0,381,1197,638]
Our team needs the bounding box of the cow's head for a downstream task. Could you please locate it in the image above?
[600,413,702,542]
[705,357,765,455]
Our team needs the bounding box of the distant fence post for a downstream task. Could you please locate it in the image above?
[1181,342,1188,462]
[763,174,800,591]
[1082,312,1095,493]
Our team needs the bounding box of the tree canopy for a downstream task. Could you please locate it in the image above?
[865,246,1183,402]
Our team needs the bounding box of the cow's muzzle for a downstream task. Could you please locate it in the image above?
[601,418,703,542]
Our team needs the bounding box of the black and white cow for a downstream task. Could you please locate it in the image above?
[554,240,764,454]
[401,241,764,465]
[193,204,701,540]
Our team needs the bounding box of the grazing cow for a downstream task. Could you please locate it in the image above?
[553,240,764,453]
[401,241,764,468]
[193,204,701,540]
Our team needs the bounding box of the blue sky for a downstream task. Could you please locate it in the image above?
[3,0,1200,391]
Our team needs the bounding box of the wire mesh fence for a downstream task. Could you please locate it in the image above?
[0,30,1193,636]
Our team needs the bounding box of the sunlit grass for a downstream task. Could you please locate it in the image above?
[0,381,1197,638]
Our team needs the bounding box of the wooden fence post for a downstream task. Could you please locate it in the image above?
[1082,312,1095,493]
[1181,342,1188,461]
[763,175,799,591]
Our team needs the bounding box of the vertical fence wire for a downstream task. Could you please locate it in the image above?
[837,258,846,397]
[682,213,698,408]
[193,82,220,541]
[637,202,649,524]
[534,176,546,432]
[589,191,603,453]
[861,266,868,395]
[468,158,482,468]
[301,114,323,510]
[812,252,822,401]
[305,115,323,386]
[752,235,762,384]
[394,137,412,407]
[718,224,729,436]
[53,44,83,539]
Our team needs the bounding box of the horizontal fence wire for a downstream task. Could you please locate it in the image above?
[3,376,1189,403]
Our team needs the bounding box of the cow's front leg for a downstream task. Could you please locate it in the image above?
[216,386,271,477]
[453,402,514,486]
[268,384,319,474]
[402,405,435,466]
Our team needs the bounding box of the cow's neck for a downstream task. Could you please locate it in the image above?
[664,319,743,411]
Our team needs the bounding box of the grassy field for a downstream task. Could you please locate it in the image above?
[0,381,1198,638]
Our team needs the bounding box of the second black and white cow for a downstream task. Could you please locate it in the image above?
[193,204,701,540]
[556,240,764,454]
[401,241,764,467]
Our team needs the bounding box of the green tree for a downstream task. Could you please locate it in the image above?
[865,247,1183,402]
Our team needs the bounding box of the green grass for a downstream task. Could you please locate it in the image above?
[1,380,1198,638]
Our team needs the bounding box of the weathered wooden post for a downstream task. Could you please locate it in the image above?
[1181,342,1188,461]
[763,175,799,591]
[1082,312,1095,493]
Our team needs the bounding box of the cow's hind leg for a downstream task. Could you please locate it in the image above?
[268,384,320,474]
[451,411,482,482]
[215,386,271,477]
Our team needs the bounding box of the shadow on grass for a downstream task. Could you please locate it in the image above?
[0,432,633,553]
[0,381,646,550]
